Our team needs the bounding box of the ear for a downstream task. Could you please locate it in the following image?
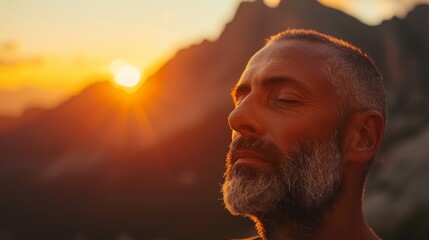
[342,111,385,164]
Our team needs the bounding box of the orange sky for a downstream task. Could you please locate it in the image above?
[0,0,427,117]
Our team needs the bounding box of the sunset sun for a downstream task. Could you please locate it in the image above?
[110,59,142,89]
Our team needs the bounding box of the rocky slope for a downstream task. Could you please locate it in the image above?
[1,0,428,239]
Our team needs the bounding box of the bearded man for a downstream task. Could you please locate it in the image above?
[222,29,385,240]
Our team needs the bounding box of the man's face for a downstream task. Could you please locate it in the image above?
[222,40,345,222]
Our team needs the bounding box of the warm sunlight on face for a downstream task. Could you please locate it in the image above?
[110,59,141,89]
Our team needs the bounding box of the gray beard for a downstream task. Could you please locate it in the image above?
[222,134,344,238]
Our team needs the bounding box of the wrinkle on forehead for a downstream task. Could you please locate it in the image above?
[241,40,333,79]
[257,40,331,63]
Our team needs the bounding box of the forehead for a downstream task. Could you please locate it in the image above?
[238,39,334,89]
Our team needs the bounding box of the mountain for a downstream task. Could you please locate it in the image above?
[1,0,429,239]
[0,107,46,133]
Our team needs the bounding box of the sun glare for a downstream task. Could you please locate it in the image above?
[110,60,142,89]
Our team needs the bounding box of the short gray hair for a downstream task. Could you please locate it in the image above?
[267,29,386,122]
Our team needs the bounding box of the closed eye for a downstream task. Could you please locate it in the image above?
[274,98,302,107]
[275,99,299,103]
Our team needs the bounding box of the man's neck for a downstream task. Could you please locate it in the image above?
[257,209,379,240]
[255,187,380,240]
[257,209,329,240]
[260,220,320,240]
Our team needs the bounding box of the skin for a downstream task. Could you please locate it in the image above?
[228,39,385,240]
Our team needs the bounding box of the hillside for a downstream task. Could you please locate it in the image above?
[1,0,428,239]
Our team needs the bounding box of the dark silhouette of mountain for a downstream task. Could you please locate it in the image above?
[1,0,429,239]
[0,107,46,133]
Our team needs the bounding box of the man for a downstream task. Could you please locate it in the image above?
[222,29,386,240]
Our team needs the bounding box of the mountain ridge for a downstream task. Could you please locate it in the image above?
[1,1,428,239]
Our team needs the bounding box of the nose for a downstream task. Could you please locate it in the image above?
[228,96,265,137]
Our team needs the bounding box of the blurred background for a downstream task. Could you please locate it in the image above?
[1,0,429,239]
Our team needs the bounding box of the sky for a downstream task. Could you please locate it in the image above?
[1,0,428,117]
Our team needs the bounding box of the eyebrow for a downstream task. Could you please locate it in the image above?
[261,76,311,94]
[231,76,311,102]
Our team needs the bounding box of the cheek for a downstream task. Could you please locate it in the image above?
[268,110,339,152]
[266,118,305,152]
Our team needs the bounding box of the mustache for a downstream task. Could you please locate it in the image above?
[227,135,284,167]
